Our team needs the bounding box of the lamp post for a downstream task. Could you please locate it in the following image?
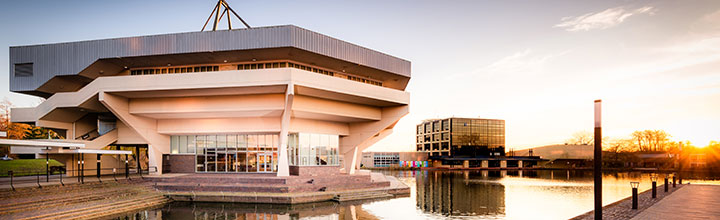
[631,182,639,209]
[651,175,658,198]
[593,100,602,219]
[664,175,669,192]
[77,160,81,183]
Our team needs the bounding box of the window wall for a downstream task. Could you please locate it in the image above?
[288,133,340,166]
[171,134,278,173]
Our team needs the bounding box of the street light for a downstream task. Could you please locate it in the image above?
[631,182,640,209]
[651,174,658,198]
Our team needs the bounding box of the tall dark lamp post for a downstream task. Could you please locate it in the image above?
[594,100,602,219]
[631,182,639,209]
[651,175,658,198]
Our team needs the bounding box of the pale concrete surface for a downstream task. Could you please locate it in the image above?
[631,185,720,220]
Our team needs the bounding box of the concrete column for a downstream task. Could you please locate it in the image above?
[481,160,488,168]
[277,83,294,176]
[463,160,469,168]
[148,145,164,175]
[343,147,359,174]
[500,160,507,168]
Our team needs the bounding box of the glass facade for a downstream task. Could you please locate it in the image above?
[416,118,505,157]
[171,134,278,173]
[287,133,340,166]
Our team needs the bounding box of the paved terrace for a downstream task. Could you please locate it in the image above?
[632,184,720,219]
[573,184,720,220]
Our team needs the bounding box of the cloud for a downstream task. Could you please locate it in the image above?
[479,49,569,75]
[555,6,656,32]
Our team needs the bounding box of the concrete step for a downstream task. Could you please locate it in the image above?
[45,195,169,220]
[154,182,292,193]
[289,181,391,193]
[20,193,167,220]
[150,176,287,184]
[0,188,141,215]
[332,191,393,202]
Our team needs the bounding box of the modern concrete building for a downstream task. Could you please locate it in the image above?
[9,25,410,176]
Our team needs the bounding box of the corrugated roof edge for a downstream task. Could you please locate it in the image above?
[9,24,410,65]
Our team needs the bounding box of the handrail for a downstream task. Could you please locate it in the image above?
[3,166,158,190]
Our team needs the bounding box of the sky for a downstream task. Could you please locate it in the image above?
[1,0,719,151]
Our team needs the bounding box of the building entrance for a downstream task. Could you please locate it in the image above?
[170,134,278,173]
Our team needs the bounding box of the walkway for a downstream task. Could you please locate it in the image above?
[632,184,720,220]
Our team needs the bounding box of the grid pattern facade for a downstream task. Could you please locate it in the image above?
[373,152,400,167]
[416,118,505,157]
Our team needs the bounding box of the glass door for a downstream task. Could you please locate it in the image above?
[246,152,257,172]
[258,153,273,172]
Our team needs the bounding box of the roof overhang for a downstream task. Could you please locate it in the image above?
[0,139,85,148]
[43,149,132,155]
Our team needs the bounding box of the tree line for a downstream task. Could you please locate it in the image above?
[567,130,712,153]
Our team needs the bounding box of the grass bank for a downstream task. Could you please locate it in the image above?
[0,159,64,177]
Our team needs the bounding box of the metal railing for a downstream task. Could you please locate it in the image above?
[3,166,157,191]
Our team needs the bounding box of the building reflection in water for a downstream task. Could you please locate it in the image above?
[119,201,379,220]
[416,170,507,217]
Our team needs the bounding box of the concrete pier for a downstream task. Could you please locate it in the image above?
[631,185,720,219]
[573,184,720,219]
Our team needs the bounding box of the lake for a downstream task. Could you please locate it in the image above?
[118,170,720,220]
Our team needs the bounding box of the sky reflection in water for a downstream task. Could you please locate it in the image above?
[124,170,720,220]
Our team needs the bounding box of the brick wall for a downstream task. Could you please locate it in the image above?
[163,154,195,173]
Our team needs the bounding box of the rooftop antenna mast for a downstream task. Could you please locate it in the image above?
[201,0,251,31]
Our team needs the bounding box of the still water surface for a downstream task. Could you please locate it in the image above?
[121,170,720,220]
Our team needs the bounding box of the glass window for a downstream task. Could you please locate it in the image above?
[171,136,179,154]
[179,135,188,153]
[289,133,339,166]
[248,135,257,151]
[238,135,247,151]
[188,135,196,154]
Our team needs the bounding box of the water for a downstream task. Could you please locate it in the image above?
[118,170,720,220]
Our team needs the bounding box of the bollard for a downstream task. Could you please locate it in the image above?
[632,187,638,209]
[652,181,657,198]
[664,177,668,192]
[113,168,117,182]
[36,174,42,188]
[673,176,676,188]
[679,177,682,185]
[650,175,658,199]
[9,171,14,191]
[631,182,639,209]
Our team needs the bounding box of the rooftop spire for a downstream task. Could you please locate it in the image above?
[201,0,251,31]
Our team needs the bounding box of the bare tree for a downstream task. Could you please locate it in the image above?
[630,130,671,152]
[566,131,593,145]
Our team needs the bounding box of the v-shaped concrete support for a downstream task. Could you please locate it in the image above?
[99,92,169,174]
[340,105,408,174]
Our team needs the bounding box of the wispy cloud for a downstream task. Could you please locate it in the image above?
[555,6,656,32]
[479,49,569,75]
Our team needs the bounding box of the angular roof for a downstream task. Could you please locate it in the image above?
[9,25,411,95]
